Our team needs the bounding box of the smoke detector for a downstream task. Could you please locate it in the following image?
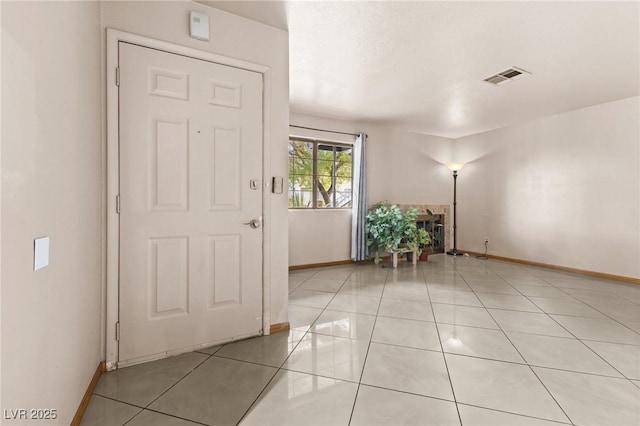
[484,67,531,86]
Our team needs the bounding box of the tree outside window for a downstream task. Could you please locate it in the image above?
[288,139,352,208]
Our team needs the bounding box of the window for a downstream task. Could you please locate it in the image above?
[288,138,353,208]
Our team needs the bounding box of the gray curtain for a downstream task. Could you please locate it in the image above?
[351,132,368,261]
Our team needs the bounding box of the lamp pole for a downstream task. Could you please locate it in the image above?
[445,162,465,256]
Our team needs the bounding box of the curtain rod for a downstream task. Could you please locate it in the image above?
[289,124,366,138]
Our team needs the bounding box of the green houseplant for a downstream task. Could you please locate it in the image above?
[366,201,431,264]
[419,209,441,260]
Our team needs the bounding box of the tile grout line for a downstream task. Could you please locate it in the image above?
[346,266,390,425]
[93,352,216,426]
[452,260,640,389]
[452,259,576,423]
[345,308,379,423]
[86,394,145,425]
[236,268,330,425]
[533,275,640,336]
[423,261,463,426]
[135,353,214,414]
[296,265,381,425]
[518,286,640,381]
[478,265,575,425]
[90,394,211,426]
[424,258,632,421]
[234,362,282,425]
[456,401,573,425]
[123,405,210,426]
[91,258,640,426]
[237,266,360,425]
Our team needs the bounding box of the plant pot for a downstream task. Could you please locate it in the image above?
[419,251,429,261]
[406,252,413,262]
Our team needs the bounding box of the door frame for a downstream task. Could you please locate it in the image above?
[105,29,272,371]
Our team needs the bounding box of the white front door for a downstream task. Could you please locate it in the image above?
[118,42,263,366]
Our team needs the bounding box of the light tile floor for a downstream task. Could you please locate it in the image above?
[82,255,640,425]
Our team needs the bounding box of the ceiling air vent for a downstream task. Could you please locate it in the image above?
[484,67,530,86]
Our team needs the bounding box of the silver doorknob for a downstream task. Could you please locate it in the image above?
[243,219,261,229]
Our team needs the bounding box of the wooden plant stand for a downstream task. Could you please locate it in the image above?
[389,248,418,268]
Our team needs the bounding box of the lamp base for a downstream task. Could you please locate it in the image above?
[446,250,464,256]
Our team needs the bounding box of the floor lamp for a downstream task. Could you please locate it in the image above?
[445,162,465,256]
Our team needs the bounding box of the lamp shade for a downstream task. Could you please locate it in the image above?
[445,162,465,172]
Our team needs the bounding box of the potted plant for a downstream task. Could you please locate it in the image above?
[419,209,440,261]
[366,201,431,264]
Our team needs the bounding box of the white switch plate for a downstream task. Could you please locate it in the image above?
[272,177,284,194]
[190,11,210,41]
[34,237,50,271]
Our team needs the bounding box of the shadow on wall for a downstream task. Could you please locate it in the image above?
[204,1,288,30]
[452,127,514,165]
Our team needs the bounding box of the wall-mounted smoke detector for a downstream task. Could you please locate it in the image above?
[484,67,531,86]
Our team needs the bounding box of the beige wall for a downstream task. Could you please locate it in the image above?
[291,98,640,281]
[288,112,453,266]
[289,209,353,266]
[1,1,289,422]
[100,1,290,327]
[1,2,103,424]
[0,0,4,412]
[454,96,640,279]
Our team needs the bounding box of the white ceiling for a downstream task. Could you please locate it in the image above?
[201,1,639,139]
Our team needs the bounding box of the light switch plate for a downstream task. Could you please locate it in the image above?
[272,177,283,194]
[34,237,50,271]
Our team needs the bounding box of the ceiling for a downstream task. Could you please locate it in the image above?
[200,1,639,139]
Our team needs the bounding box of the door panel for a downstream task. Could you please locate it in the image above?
[118,42,263,365]
[209,127,241,209]
[209,235,241,306]
[149,236,189,319]
[151,118,189,210]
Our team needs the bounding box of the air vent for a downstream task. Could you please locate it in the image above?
[484,67,530,86]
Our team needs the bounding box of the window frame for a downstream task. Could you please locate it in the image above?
[288,137,354,210]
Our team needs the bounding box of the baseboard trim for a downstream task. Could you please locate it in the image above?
[270,322,290,334]
[71,361,106,426]
[289,259,355,270]
[463,250,640,285]
[289,255,420,270]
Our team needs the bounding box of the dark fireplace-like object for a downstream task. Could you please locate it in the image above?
[416,214,445,254]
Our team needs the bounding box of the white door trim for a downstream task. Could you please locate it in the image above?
[105,28,273,371]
